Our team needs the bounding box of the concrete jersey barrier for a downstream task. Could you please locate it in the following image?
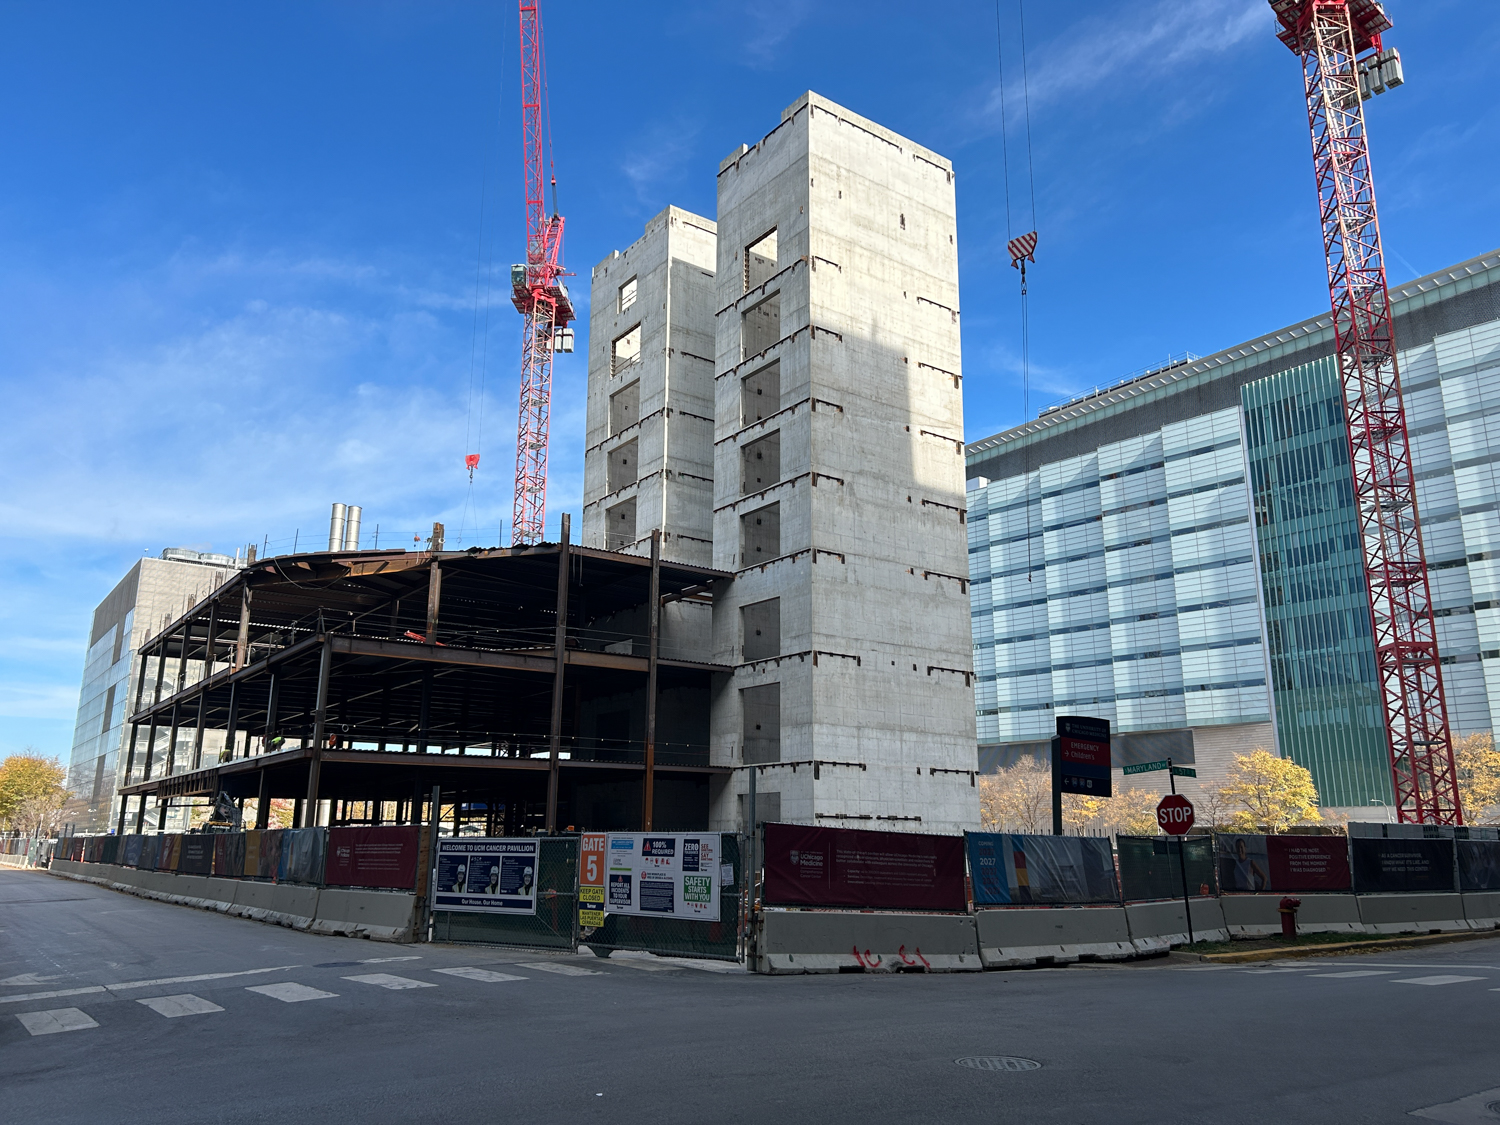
[1125,898,1228,952]
[755,910,981,974]
[48,859,417,942]
[1356,893,1469,934]
[1220,894,1363,937]
[974,906,1133,968]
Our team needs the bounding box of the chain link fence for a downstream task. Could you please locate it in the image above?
[431,836,579,950]
[583,835,745,962]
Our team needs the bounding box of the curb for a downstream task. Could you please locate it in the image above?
[1195,927,1500,963]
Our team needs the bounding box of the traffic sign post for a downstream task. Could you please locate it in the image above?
[1156,794,1197,945]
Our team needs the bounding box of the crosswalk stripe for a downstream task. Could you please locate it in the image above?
[137,993,224,1018]
[1241,968,1318,975]
[515,962,603,977]
[433,967,527,983]
[246,982,338,1003]
[607,959,683,972]
[1391,975,1487,986]
[342,974,436,990]
[1309,971,1396,979]
[17,1008,98,1036]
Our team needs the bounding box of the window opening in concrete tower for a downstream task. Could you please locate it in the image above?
[606,498,637,551]
[741,682,781,764]
[738,790,780,831]
[744,229,777,291]
[612,324,641,375]
[741,294,780,360]
[741,598,781,662]
[741,431,780,496]
[610,381,640,435]
[740,503,780,566]
[619,275,637,313]
[607,439,638,493]
[741,361,780,426]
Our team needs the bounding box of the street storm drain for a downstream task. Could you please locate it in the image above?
[955,1057,1041,1072]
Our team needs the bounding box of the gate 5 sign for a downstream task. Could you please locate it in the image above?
[605,833,720,922]
[433,838,538,915]
[578,832,606,929]
[1157,795,1196,836]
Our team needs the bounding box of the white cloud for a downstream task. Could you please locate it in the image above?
[1002,0,1264,111]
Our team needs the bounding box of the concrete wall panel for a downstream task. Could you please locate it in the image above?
[974,906,1133,967]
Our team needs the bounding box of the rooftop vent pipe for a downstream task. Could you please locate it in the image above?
[343,506,362,551]
[328,503,347,551]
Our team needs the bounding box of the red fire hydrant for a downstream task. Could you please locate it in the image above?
[1279,896,1302,939]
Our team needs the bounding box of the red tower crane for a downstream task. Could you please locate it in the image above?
[1269,0,1462,823]
[509,0,573,545]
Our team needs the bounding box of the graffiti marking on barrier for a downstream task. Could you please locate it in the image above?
[897,945,932,969]
[851,946,883,969]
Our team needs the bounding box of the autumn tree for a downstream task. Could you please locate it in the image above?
[979,758,1159,836]
[979,757,1051,833]
[1216,748,1321,833]
[0,753,69,837]
[1453,731,1500,825]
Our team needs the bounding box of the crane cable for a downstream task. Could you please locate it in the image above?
[460,25,510,546]
[996,0,1039,579]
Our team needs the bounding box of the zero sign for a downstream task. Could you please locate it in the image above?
[1156,794,1196,836]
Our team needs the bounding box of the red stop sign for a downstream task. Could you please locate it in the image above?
[1157,794,1195,835]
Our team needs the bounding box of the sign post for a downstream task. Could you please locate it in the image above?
[1157,794,1197,945]
[1052,716,1112,836]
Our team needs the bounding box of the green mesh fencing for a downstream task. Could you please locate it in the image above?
[1117,835,1216,901]
[432,837,579,950]
[584,834,745,962]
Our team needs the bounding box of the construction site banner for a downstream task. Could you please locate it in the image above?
[325,826,420,889]
[280,828,326,885]
[604,833,721,921]
[433,838,539,914]
[122,834,144,868]
[966,833,1118,905]
[762,823,967,912]
[257,830,283,880]
[1458,840,1500,891]
[212,833,246,878]
[1216,834,1351,893]
[1351,837,1456,893]
[1117,835,1216,902]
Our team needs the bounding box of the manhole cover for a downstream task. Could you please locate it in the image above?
[955,1056,1042,1072]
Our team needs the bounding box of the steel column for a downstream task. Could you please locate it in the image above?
[545,513,571,832]
[303,638,333,827]
[643,529,661,831]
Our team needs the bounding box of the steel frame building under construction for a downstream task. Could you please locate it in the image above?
[113,530,731,836]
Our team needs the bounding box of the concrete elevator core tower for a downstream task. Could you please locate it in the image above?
[584,206,719,568]
[708,93,979,835]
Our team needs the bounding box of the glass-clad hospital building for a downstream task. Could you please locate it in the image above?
[965,250,1500,816]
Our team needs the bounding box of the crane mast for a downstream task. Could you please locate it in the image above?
[510,0,573,545]
[1270,0,1462,823]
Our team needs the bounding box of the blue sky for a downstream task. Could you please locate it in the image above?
[2,0,1496,763]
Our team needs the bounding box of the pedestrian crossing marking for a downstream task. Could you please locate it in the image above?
[433,967,527,983]
[515,962,603,976]
[1391,975,1487,986]
[1309,971,1395,979]
[342,973,436,990]
[246,982,338,1003]
[17,1007,98,1036]
[137,993,224,1017]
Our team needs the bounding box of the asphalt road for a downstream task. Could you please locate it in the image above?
[5,868,1500,1125]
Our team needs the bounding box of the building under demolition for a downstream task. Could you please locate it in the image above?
[965,249,1500,818]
